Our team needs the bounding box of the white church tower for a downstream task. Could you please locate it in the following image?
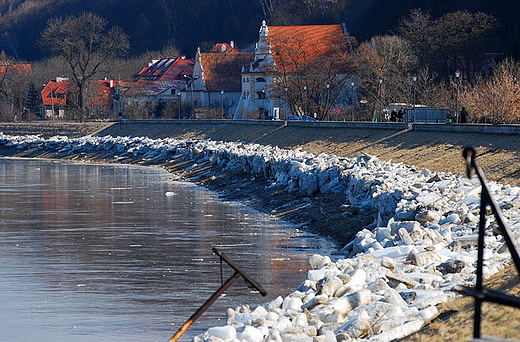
[234,21,279,120]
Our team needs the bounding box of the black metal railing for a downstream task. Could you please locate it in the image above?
[457,147,520,339]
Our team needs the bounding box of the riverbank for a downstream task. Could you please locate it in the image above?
[2,120,519,246]
[1,121,519,341]
[102,120,520,188]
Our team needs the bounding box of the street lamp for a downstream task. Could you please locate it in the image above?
[220,89,224,119]
[412,74,417,122]
[303,85,307,118]
[351,80,355,122]
[412,75,417,108]
[378,77,383,122]
[284,86,288,120]
[455,69,460,123]
[177,92,181,119]
[326,83,330,121]
[261,89,266,119]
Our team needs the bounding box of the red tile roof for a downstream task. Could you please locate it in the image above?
[87,80,119,106]
[134,57,194,82]
[41,78,121,107]
[211,42,241,54]
[41,79,69,106]
[0,63,31,76]
[200,53,254,92]
[267,24,347,72]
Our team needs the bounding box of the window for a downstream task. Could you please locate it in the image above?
[257,90,266,99]
[256,77,266,82]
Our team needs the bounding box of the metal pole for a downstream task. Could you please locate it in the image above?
[378,77,383,122]
[351,81,355,122]
[178,93,181,120]
[462,147,520,338]
[221,90,224,119]
[284,87,288,120]
[169,272,241,342]
[412,74,417,122]
[168,248,267,342]
[304,85,307,118]
[326,83,330,121]
[455,70,460,123]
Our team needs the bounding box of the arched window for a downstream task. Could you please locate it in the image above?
[257,90,266,99]
[256,77,266,82]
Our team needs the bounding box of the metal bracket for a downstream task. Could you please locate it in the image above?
[456,147,520,339]
[168,247,267,342]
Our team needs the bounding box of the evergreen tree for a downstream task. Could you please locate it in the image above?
[25,81,41,118]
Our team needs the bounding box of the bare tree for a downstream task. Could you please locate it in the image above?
[38,12,129,121]
[461,58,520,123]
[268,31,355,120]
[353,35,418,120]
[398,9,435,69]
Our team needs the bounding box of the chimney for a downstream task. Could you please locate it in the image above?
[230,40,235,48]
[181,55,186,60]
[110,80,114,88]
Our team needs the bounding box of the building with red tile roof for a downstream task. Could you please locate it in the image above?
[133,57,194,82]
[191,43,254,114]
[41,77,122,119]
[234,21,350,120]
[41,77,69,119]
[210,41,240,54]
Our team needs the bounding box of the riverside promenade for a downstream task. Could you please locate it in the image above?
[99,120,520,188]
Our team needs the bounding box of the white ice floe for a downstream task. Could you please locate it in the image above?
[1,132,520,342]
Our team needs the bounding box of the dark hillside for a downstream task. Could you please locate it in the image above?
[0,0,518,60]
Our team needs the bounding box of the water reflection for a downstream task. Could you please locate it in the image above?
[0,158,334,342]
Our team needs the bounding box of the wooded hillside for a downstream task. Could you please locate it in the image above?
[0,0,518,61]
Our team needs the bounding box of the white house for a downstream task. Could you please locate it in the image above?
[234,21,350,120]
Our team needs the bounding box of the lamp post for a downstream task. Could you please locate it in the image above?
[378,77,383,122]
[284,86,288,120]
[326,83,330,121]
[261,89,266,119]
[412,74,417,122]
[220,89,224,119]
[178,92,181,119]
[351,80,355,122]
[455,69,460,123]
[303,85,307,118]
[412,75,417,109]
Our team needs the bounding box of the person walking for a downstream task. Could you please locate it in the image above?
[460,107,468,123]
[390,109,397,122]
[397,108,405,122]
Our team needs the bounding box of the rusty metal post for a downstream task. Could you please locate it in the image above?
[169,271,241,342]
[168,248,267,342]
[459,147,520,339]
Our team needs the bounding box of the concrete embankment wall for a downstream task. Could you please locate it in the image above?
[0,120,518,187]
[98,120,520,187]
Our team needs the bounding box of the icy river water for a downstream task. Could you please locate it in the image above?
[0,158,335,342]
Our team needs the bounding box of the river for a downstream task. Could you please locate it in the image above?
[0,158,334,342]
